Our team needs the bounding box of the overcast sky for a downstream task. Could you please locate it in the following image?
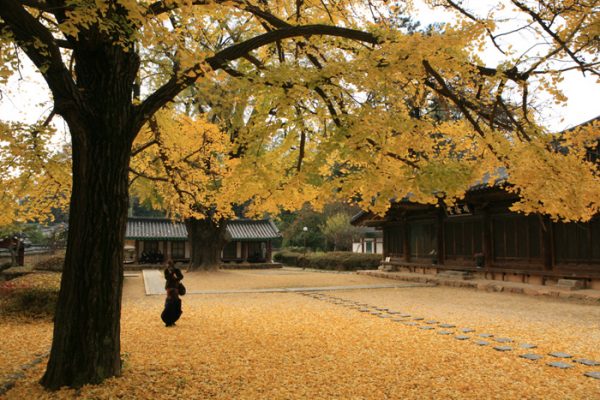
[1,1,598,134]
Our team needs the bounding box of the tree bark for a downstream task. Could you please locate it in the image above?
[185,218,227,271]
[40,43,138,390]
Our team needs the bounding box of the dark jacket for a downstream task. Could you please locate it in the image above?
[161,297,182,326]
[164,267,183,290]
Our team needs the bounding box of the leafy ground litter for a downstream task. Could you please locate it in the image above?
[1,270,599,399]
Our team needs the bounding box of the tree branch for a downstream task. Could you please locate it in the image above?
[134,24,379,133]
[131,139,158,156]
[422,60,504,161]
[511,0,596,76]
[0,0,81,115]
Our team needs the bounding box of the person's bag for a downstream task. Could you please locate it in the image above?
[178,282,186,296]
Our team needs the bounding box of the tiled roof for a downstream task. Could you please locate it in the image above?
[125,218,281,241]
[126,218,187,240]
[225,220,281,241]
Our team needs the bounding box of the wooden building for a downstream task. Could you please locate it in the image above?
[352,227,384,255]
[220,220,281,263]
[352,186,600,289]
[125,218,281,264]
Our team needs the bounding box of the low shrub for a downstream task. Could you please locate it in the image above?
[1,287,58,318]
[0,273,61,319]
[33,256,65,272]
[273,250,304,266]
[275,250,381,271]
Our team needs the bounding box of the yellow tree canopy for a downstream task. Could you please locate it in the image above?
[0,121,71,227]
[1,0,599,224]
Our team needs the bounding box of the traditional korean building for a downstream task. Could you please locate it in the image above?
[353,117,600,289]
[124,218,281,264]
[352,185,600,289]
[352,227,384,254]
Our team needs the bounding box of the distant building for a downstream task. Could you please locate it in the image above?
[351,227,383,254]
[124,218,281,264]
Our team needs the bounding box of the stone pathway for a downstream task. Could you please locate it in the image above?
[299,291,600,381]
[142,269,431,296]
[0,351,49,396]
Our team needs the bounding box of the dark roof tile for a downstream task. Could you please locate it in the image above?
[125,218,281,241]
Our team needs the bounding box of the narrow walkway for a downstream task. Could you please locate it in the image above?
[142,269,431,295]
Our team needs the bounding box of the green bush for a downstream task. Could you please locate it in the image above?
[274,250,381,271]
[33,256,65,272]
[1,287,58,318]
[273,250,304,265]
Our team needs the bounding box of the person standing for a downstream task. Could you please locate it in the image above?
[164,259,184,292]
[161,288,182,327]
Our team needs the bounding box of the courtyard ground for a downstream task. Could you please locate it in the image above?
[2,269,599,399]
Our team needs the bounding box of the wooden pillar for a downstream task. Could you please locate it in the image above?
[541,215,554,271]
[437,209,445,265]
[403,222,410,262]
[242,242,248,262]
[383,226,388,258]
[482,207,493,269]
[266,240,272,262]
[17,243,25,266]
[134,240,139,263]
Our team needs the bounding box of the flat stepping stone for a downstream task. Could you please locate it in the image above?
[574,359,600,366]
[495,338,513,343]
[479,333,493,338]
[548,352,572,358]
[584,372,600,380]
[403,322,418,326]
[400,314,411,317]
[419,326,435,330]
[388,311,401,315]
[413,317,424,321]
[493,346,512,352]
[392,318,405,322]
[547,361,573,369]
[425,320,438,324]
[474,340,489,346]
[520,353,543,361]
[461,328,475,333]
[455,335,470,340]
[520,343,537,349]
[438,331,453,335]
[376,308,389,311]
[439,324,455,328]
[378,314,391,318]
[359,308,371,312]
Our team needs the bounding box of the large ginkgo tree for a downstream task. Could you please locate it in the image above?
[0,0,598,389]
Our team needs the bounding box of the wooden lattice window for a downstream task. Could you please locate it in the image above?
[171,241,185,259]
[444,218,483,260]
[409,220,436,259]
[384,226,404,257]
[492,214,542,262]
[554,219,600,264]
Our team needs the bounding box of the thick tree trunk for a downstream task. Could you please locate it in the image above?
[40,43,138,389]
[186,218,227,271]
[40,133,132,389]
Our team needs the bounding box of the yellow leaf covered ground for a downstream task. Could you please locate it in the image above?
[2,270,600,399]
